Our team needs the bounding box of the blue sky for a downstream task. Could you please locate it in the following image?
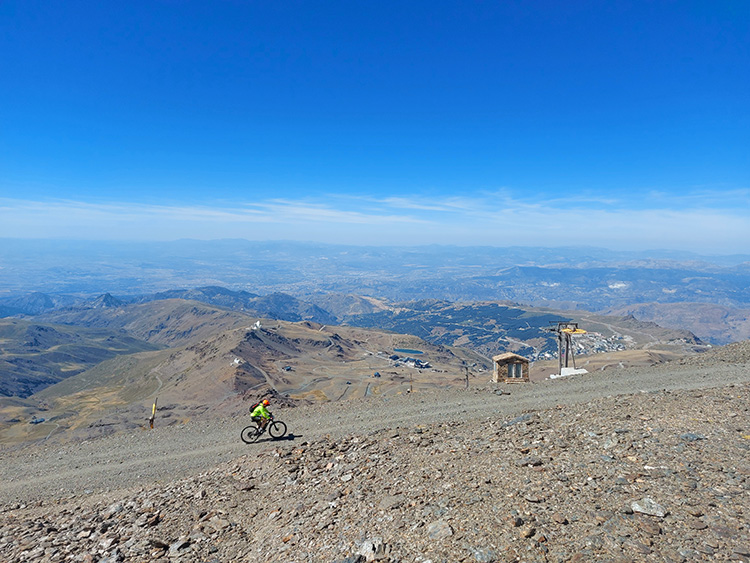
[1,1,748,252]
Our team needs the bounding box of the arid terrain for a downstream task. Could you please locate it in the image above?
[2,342,749,562]
[0,293,707,446]
[0,312,488,446]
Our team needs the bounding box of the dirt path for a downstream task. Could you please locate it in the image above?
[1,360,749,506]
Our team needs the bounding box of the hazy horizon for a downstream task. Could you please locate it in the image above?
[2,236,750,261]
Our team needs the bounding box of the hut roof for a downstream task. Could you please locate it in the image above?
[492,352,529,363]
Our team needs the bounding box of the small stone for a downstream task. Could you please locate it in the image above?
[98,549,123,563]
[515,456,543,467]
[169,537,190,556]
[602,437,618,449]
[552,513,568,525]
[711,525,738,539]
[149,538,169,549]
[103,502,124,518]
[688,519,707,530]
[99,537,117,550]
[680,433,706,442]
[208,517,231,532]
[378,494,404,510]
[631,497,668,518]
[679,547,698,559]
[426,520,453,540]
[637,518,662,536]
[468,547,497,562]
[520,526,536,538]
[233,479,254,491]
[357,538,390,561]
[503,413,533,426]
[623,540,651,555]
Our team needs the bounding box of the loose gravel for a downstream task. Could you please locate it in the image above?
[1,355,749,506]
[1,345,749,562]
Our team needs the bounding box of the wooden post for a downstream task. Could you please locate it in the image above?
[149,397,158,429]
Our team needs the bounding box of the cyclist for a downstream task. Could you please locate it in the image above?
[250,399,272,431]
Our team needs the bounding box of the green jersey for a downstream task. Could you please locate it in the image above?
[251,404,271,419]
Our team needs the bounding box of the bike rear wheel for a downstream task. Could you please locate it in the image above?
[241,423,262,444]
[269,420,287,439]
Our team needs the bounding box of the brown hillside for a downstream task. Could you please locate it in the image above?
[38,299,253,346]
[0,320,490,445]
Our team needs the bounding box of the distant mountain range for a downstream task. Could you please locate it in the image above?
[12,286,704,356]
[1,239,748,347]
[2,239,749,305]
[1,285,704,404]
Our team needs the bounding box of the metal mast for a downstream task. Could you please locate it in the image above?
[547,321,587,375]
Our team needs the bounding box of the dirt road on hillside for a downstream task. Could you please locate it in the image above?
[1,359,749,507]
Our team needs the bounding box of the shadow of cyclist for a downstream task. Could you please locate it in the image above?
[256,432,301,443]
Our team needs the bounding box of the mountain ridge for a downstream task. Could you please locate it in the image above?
[2,239,749,346]
[1,290,706,406]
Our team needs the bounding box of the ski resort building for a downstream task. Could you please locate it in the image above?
[492,352,530,383]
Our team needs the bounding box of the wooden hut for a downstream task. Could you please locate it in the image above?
[492,352,530,383]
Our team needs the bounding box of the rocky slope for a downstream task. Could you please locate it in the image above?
[1,344,750,562]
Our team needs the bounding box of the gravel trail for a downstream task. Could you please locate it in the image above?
[1,359,749,507]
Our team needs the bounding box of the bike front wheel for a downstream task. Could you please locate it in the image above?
[241,423,262,444]
[268,420,287,439]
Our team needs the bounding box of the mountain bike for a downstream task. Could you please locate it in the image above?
[241,416,288,443]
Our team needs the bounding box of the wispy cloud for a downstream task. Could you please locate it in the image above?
[644,187,750,209]
[245,199,427,225]
[1,191,748,253]
[371,196,477,213]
